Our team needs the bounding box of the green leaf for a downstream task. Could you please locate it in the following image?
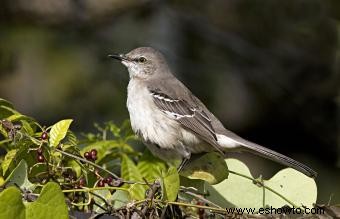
[180,152,228,184]
[92,189,112,214]
[112,190,130,208]
[207,159,317,208]
[121,154,147,200]
[68,160,82,178]
[263,168,317,208]
[178,177,208,203]
[7,114,33,123]
[5,160,36,191]
[106,121,121,137]
[0,183,68,219]
[0,187,25,219]
[2,149,17,176]
[7,139,37,178]
[26,182,68,219]
[0,105,21,116]
[0,98,14,109]
[0,125,7,138]
[49,119,73,147]
[161,167,180,201]
[64,130,77,146]
[0,99,15,119]
[21,120,34,136]
[137,149,167,181]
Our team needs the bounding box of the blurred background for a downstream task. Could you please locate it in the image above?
[0,0,339,203]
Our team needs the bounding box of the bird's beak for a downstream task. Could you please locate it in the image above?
[108,53,128,61]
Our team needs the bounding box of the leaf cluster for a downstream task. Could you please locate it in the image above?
[0,98,319,218]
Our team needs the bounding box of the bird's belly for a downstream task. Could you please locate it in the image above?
[127,82,180,148]
[127,81,212,160]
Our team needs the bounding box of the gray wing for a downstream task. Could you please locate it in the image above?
[148,88,224,155]
[147,84,317,177]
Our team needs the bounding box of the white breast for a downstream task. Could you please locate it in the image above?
[127,79,180,150]
[126,79,218,160]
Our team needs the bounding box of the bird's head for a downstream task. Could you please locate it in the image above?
[109,47,170,79]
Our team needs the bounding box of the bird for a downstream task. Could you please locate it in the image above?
[108,47,317,178]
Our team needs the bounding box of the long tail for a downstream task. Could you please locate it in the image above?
[242,140,317,178]
[218,133,317,178]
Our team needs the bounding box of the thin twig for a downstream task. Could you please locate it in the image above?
[62,186,129,193]
[179,188,222,209]
[228,170,299,208]
[55,148,121,180]
[141,181,160,215]
[164,200,227,213]
[89,191,109,212]
[56,148,148,185]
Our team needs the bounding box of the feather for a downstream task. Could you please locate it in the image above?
[149,89,224,155]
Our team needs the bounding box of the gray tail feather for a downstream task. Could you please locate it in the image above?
[239,140,317,178]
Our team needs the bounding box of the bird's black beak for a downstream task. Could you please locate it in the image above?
[108,53,128,61]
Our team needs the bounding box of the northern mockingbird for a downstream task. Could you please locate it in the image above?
[109,47,317,178]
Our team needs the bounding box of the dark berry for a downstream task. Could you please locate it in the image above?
[37,155,44,162]
[37,148,43,155]
[90,149,97,161]
[97,180,105,187]
[41,132,48,140]
[90,149,97,156]
[91,154,97,161]
[84,152,90,160]
[106,176,113,185]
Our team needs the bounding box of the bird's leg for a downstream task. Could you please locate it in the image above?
[176,141,191,172]
[177,158,189,172]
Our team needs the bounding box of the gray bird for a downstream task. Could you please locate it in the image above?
[109,47,317,178]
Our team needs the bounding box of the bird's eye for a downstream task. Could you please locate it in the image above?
[138,57,147,63]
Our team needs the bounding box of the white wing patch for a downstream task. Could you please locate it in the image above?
[150,91,195,119]
[151,92,180,103]
[216,134,239,149]
[162,110,195,119]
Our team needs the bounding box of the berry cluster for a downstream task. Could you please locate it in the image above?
[37,147,44,162]
[97,176,123,187]
[84,149,97,161]
[36,131,48,162]
[97,176,113,187]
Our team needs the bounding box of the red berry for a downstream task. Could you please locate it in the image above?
[84,152,90,160]
[97,180,104,187]
[106,176,113,185]
[90,149,97,161]
[37,155,44,162]
[90,149,97,156]
[41,132,48,140]
[91,154,97,161]
[37,148,43,155]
